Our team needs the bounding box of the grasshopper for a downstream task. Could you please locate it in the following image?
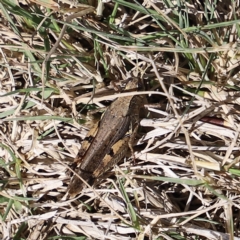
[68,78,143,197]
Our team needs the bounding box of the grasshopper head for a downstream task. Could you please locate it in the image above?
[124,78,143,91]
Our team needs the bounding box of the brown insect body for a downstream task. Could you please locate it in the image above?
[68,78,143,197]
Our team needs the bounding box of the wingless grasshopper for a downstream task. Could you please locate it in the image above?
[68,78,144,197]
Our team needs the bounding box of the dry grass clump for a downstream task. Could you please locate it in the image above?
[1,0,240,239]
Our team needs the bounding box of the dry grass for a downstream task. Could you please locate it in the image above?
[1,0,240,239]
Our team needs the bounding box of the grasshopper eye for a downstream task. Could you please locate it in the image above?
[137,80,143,90]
